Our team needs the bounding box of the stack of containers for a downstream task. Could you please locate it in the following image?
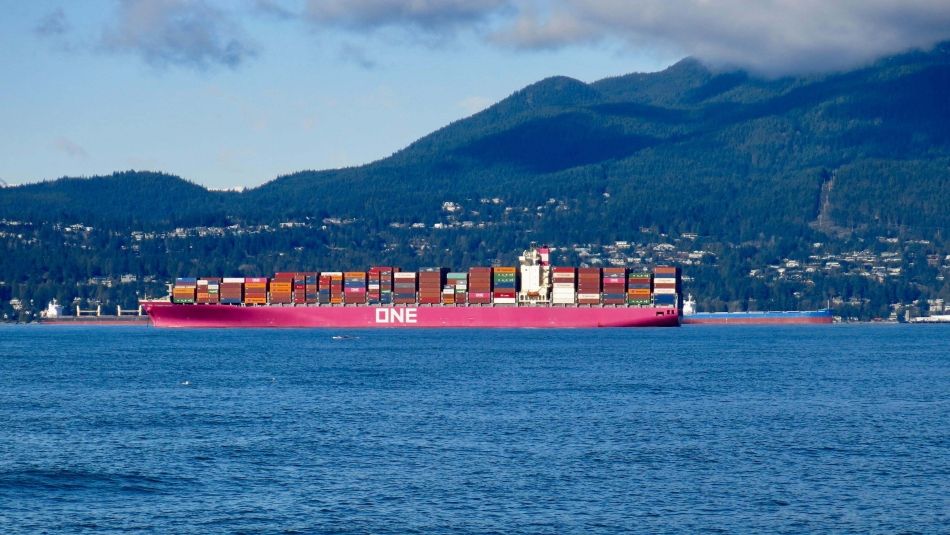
[418,268,445,304]
[626,271,652,305]
[551,267,577,304]
[368,267,395,304]
[220,277,244,305]
[195,278,210,304]
[293,274,307,305]
[270,273,294,304]
[196,278,221,304]
[344,271,367,304]
[318,273,333,304]
[393,271,417,304]
[452,273,467,304]
[244,278,268,305]
[442,285,454,304]
[324,272,344,304]
[444,272,467,305]
[493,267,517,304]
[304,273,319,304]
[380,267,394,305]
[601,268,627,305]
[652,266,679,308]
[468,267,492,304]
[367,267,381,304]
[173,277,197,304]
[577,268,601,305]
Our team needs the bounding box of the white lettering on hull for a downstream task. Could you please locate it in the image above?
[375,307,418,324]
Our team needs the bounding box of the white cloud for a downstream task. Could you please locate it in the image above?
[304,0,511,30]
[53,137,89,159]
[35,7,69,37]
[100,0,257,70]
[492,0,950,75]
[292,0,950,75]
[55,0,950,75]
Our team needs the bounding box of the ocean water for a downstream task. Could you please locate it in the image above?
[0,325,947,533]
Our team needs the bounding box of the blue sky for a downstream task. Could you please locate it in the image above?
[3,1,949,189]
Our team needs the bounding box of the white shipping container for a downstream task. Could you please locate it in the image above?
[223,277,245,283]
[653,288,677,295]
[394,273,417,279]
[577,293,600,300]
[493,297,517,304]
[552,298,576,304]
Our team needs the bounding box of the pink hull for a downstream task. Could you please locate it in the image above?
[141,302,680,328]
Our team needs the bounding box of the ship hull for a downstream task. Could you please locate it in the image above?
[682,310,833,325]
[141,302,680,328]
[38,317,151,326]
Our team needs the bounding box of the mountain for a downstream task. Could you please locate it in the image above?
[1,44,949,318]
[0,171,234,227]
[7,43,949,238]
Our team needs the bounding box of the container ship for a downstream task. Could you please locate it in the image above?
[680,295,833,325]
[141,247,681,328]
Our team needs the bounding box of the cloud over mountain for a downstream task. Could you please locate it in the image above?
[52,137,88,159]
[34,7,69,37]
[100,0,257,70]
[303,0,510,30]
[293,0,950,75]
[39,0,950,75]
[490,0,950,75]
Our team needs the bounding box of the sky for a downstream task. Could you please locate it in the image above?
[3,1,950,190]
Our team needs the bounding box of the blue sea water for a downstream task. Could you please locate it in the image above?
[0,324,947,533]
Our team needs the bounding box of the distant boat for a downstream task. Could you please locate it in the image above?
[681,295,833,324]
[909,314,950,324]
[37,299,150,325]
